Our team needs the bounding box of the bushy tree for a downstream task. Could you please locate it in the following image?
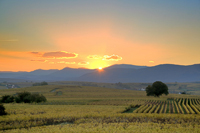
[15,96,22,103]
[16,92,46,103]
[181,91,186,94]
[1,95,15,103]
[146,81,169,97]
[40,81,48,86]
[0,91,47,103]
[0,104,7,116]
[32,81,48,86]
[25,93,47,103]
[17,91,31,102]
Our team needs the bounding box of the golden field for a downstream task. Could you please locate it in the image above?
[1,85,200,132]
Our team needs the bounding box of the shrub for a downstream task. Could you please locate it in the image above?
[181,91,186,94]
[14,96,22,103]
[17,91,31,102]
[40,81,48,86]
[23,95,32,103]
[0,91,47,103]
[30,94,47,103]
[0,104,7,116]
[32,81,48,86]
[21,93,47,103]
[1,95,15,103]
[16,92,47,103]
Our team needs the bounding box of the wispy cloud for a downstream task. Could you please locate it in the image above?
[57,61,76,64]
[30,60,48,62]
[30,52,43,57]
[43,51,78,59]
[30,51,78,59]
[78,61,89,65]
[49,62,55,64]
[103,54,122,61]
[87,55,102,59]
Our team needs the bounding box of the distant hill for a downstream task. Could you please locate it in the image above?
[0,64,200,83]
[0,78,29,83]
[0,67,94,81]
[105,64,147,69]
[76,64,200,83]
[29,69,59,75]
[41,67,95,81]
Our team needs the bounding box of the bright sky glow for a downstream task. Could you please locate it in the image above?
[0,0,200,71]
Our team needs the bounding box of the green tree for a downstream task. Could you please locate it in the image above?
[146,81,169,97]
[0,104,7,116]
[32,81,48,86]
[1,95,15,103]
[40,81,48,86]
[15,92,47,103]
[17,91,31,102]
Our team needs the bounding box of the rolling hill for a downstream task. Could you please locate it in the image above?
[0,64,200,83]
[77,64,200,83]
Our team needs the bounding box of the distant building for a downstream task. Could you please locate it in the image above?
[5,84,18,89]
[140,88,145,91]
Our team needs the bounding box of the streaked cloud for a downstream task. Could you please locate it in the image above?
[30,60,48,62]
[57,61,76,64]
[43,51,78,59]
[87,55,102,59]
[103,54,122,61]
[149,61,154,63]
[30,52,40,54]
[30,51,78,59]
[30,52,43,57]
[78,61,89,65]
[57,61,66,64]
[49,62,55,64]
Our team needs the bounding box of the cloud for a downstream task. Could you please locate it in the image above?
[29,52,43,57]
[42,51,78,59]
[149,61,154,63]
[78,61,89,65]
[30,51,78,59]
[87,55,102,59]
[30,60,48,62]
[103,54,122,61]
[49,62,55,64]
[57,61,76,64]
[30,52,40,55]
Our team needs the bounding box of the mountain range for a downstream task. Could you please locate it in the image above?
[0,64,200,83]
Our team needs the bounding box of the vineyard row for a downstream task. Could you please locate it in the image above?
[133,98,200,114]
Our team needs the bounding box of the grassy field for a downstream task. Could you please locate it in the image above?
[48,81,200,95]
[3,81,200,95]
[1,85,200,132]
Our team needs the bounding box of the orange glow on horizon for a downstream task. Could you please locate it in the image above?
[88,60,109,69]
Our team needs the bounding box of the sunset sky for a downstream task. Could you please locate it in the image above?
[0,0,200,71]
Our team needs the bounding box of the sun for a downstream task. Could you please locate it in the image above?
[89,60,108,69]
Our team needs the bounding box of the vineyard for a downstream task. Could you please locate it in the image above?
[1,85,200,132]
[132,98,200,114]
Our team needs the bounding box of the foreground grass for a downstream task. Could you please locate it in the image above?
[2,122,200,133]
